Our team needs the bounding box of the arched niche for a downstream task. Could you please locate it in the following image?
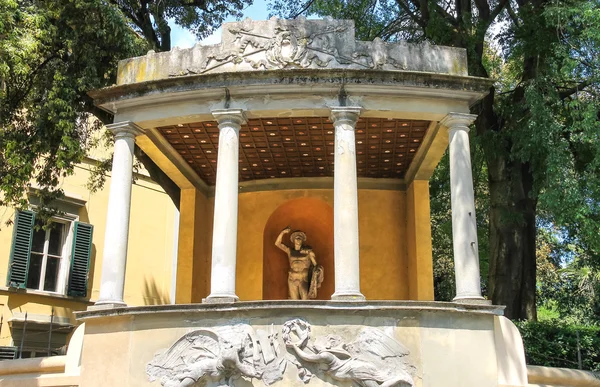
[262,197,334,300]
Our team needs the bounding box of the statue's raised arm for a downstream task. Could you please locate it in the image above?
[275,226,291,255]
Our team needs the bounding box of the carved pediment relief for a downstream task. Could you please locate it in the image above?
[117,17,468,85]
[168,17,408,77]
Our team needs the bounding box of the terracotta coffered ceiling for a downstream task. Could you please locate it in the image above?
[157,117,430,186]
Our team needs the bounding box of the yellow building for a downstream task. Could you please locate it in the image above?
[0,157,177,358]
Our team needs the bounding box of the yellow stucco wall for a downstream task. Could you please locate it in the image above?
[176,188,212,303]
[406,180,435,300]
[0,160,176,346]
[185,188,418,301]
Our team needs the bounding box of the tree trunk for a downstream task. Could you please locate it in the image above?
[475,90,537,320]
[486,151,538,320]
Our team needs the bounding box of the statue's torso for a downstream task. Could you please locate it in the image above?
[289,248,312,274]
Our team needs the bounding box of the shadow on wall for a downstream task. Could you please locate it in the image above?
[263,197,334,300]
[143,277,170,305]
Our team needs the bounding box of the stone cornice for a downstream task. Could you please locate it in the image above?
[90,69,493,114]
[75,300,505,321]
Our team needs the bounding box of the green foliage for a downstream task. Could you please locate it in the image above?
[269,0,417,41]
[0,0,143,220]
[1,0,246,217]
[515,320,600,371]
[537,304,560,321]
[109,0,252,51]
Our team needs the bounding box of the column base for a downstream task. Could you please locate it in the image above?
[203,295,239,304]
[453,295,491,305]
[331,292,366,301]
[88,301,127,311]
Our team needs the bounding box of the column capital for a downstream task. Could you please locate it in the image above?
[212,109,246,129]
[440,113,478,132]
[329,106,362,127]
[106,121,144,139]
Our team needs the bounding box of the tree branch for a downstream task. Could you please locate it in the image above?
[289,0,316,19]
[489,0,510,23]
[395,0,426,28]
[506,2,520,27]
[474,0,491,21]
[8,54,59,113]
[558,80,593,100]
[178,0,213,13]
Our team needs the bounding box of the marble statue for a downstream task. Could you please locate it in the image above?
[282,319,415,387]
[275,227,324,300]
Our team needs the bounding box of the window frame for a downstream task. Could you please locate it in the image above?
[27,213,77,295]
[7,208,91,297]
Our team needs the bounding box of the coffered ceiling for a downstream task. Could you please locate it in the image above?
[157,117,430,186]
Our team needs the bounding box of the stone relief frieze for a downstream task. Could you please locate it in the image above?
[118,18,469,85]
[146,324,288,387]
[167,18,409,77]
[282,319,415,387]
[146,319,415,387]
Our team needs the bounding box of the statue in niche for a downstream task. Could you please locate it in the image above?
[282,319,415,387]
[275,227,324,300]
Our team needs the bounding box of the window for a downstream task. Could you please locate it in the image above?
[28,219,68,292]
[10,325,69,359]
[7,210,93,297]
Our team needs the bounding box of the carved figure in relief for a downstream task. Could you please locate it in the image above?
[352,38,406,70]
[276,227,324,300]
[146,328,262,387]
[147,324,296,387]
[282,319,415,387]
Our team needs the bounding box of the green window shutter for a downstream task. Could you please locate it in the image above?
[7,210,35,288]
[67,222,93,297]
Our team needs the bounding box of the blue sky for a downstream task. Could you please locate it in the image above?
[170,0,270,49]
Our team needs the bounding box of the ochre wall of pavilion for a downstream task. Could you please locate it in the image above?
[184,188,429,301]
[0,160,176,346]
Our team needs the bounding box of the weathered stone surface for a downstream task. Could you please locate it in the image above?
[116,18,468,85]
[145,318,415,387]
[76,302,509,387]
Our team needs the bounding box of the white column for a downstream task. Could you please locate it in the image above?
[95,121,143,307]
[205,109,245,303]
[330,107,365,301]
[440,113,485,302]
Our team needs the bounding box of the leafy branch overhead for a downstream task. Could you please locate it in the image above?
[0,0,141,217]
[0,0,250,219]
[108,0,250,51]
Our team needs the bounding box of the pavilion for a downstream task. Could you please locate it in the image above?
[79,17,528,387]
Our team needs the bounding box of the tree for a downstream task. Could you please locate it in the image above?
[269,0,600,319]
[107,0,250,52]
[0,0,142,216]
[0,0,251,217]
